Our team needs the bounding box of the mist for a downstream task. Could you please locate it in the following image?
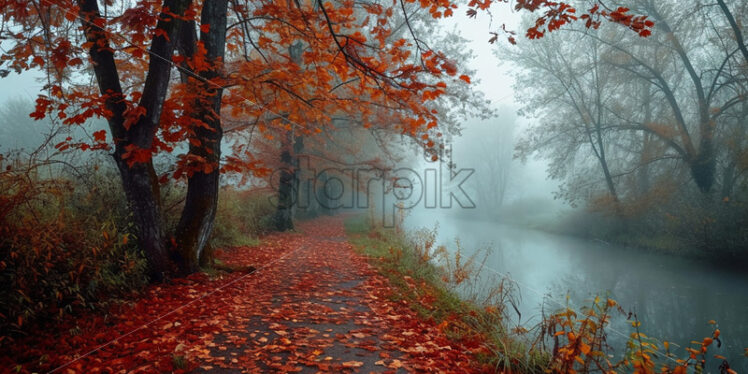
[2,0,747,372]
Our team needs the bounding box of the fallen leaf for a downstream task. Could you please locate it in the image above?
[388,359,403,369]
[342,361,364,368]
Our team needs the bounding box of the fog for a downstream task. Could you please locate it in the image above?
[397,3,748,370]
[2,0,747,371]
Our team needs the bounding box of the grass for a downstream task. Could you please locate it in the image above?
[0,159,151,340]
[348,214,741,373]
[343,214,550,373]
[345,215,461,317]
[0,152,275,340]
[208,187,275,249]
[172,354,187,370]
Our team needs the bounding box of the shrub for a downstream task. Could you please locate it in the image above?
[0,155,148,343]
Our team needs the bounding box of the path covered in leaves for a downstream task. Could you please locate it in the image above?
[3,216,486,373]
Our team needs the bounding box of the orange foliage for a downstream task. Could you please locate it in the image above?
[469,1,653,44]
[0,0,653,180]
[539,297,740,374]
[0,0,466,179]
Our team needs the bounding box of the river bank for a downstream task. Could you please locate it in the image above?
[402,210,748,373]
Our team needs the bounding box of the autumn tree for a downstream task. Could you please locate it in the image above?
[223,0,499,227]
[0,0,472,277]
[0,0,654,277]
[453,113,515,217]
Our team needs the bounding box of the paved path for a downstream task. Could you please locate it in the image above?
[190,216,481,373]
[2,216,485,373]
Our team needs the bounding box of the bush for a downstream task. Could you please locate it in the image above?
[0,155,148,342]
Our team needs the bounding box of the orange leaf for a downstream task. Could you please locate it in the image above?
[580,343,591,355]
[703,337,713,347]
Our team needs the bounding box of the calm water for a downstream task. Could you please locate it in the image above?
[405,212,748,371]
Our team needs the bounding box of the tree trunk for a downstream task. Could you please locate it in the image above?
[690,126,716,194]
[716,0,748,63]
[273,42,306,230]
[591,120,620,207]
[316,171,332,216]
[113,159,170,279]
[638,133,651,195]
[721,161,736,200]
[292,134,304,215]
[274,130,296,231]
[638,83,653,195]
[79,0,191,280]
[174,161,221,273]
[174,0,228,273]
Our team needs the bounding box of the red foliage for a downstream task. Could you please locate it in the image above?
[467,1,654,44]
[1,216,490,373]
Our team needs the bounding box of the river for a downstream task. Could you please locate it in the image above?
[405,211,748,371]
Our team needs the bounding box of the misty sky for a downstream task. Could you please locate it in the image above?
[436,7,561,201]
[0,64,44,102]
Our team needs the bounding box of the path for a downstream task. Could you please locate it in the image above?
[2,216,485,373]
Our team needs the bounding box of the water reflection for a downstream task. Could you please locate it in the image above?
[406,212,748,370]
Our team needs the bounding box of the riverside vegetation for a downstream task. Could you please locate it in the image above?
[344,213,745,373]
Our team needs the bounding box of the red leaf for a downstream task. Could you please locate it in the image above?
[93,130,107,143]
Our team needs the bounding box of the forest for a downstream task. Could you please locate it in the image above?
[0,0,746,373]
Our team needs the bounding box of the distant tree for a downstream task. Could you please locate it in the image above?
[511,32,625,208]
[509,0,748,206]
[0,98,47,152]
[598,1,748,194]
[454,115,514,217]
